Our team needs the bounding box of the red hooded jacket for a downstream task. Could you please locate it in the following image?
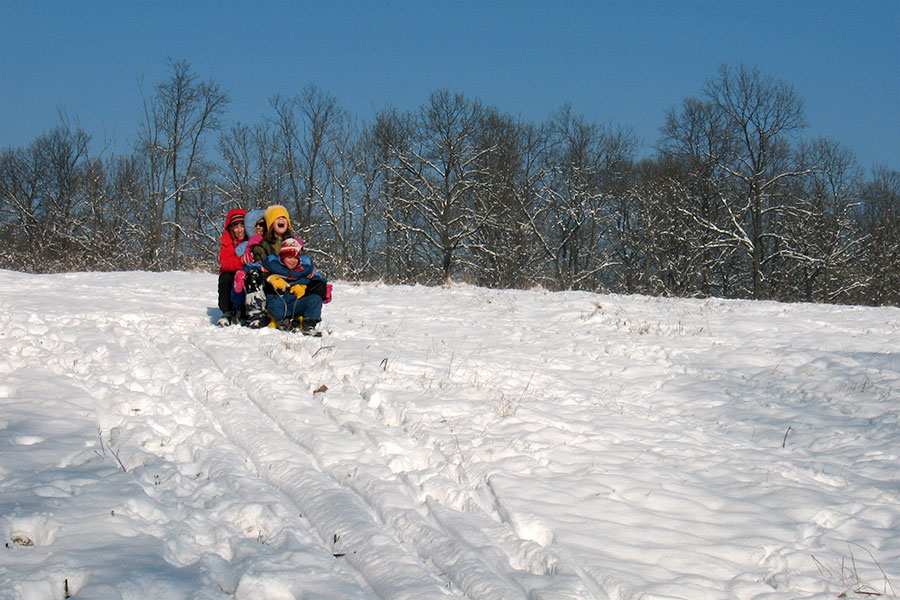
[218,208,247,274]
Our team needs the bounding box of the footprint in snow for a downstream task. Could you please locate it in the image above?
[4,514,59,547]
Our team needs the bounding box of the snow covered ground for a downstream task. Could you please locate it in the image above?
[0,270,898,600]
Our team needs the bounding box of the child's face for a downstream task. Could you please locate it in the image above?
[230,222,246,239]
[283,255,299,269]
[254,220,265,235]
[273,217,288,234]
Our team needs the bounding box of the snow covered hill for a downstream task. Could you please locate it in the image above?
[1,270,898,600]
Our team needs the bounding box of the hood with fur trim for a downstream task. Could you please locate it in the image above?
[244,209,266,233]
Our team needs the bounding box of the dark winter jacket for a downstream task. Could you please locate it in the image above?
[219,208,247,274]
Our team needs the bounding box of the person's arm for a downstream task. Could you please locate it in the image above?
[219,240,244,272]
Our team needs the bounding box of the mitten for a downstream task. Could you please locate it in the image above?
[324,283,333,304]
[247,234,263,247]
[289,284,307,297]
[235,240,248,256]
[268,275,288,293]
[233,269,247,293]
[240,251,255,265]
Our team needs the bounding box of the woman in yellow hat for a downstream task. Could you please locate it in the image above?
[250,205,294,263]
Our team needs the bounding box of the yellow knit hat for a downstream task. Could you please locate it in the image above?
[264,205,291,230]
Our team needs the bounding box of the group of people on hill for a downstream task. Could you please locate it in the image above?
[217,205,331,334]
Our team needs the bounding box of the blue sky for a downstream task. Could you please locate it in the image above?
[2,1,898,171]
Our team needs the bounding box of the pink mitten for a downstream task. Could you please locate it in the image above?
[233,270,247,293]
[324,283,333,304]
[240,235,263,265]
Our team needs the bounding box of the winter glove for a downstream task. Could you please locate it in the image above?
[324,283,333,304]
[268,275,289,293]
[233,269,247,293]
[289,284,307,297]
[240,235,264,265]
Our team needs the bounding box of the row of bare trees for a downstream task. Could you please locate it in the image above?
[1,60,897,305]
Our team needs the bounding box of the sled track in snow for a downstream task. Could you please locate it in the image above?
[245,331,618,600]
[31,304,812,600]
[14,305,616,599]
[186,325,602,599]
[90,317,375,596]
[95,318,441,598]
[89,316,603,600]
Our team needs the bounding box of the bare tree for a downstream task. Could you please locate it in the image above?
[660,97,749,296]
[368,107,417,282]
[0,145,43,265]
[386,90,494,283]
[100,154,147,269]
[341,123,384,279]
[527,104,635,290]
[137,58,228,268]
[0,123,95,271]
[319,113,366,277]
[4,62,895,307]
[857,166,900,305]
[269,86,342,240]
[218,121,282,209]
[467,110,543,288]
[616,157,708,297]
[662,65,809,299]
[704,64,809,298]
[779,138,865,302]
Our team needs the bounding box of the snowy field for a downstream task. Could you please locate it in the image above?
[0,270,898,600]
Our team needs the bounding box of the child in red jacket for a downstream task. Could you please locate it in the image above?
[217,208,247,326]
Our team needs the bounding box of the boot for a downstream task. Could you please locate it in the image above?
[244,293,268,328]
[300,318,321,336]
[247,316,270,329]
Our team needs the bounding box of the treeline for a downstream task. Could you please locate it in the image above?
[1,60,897,305]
